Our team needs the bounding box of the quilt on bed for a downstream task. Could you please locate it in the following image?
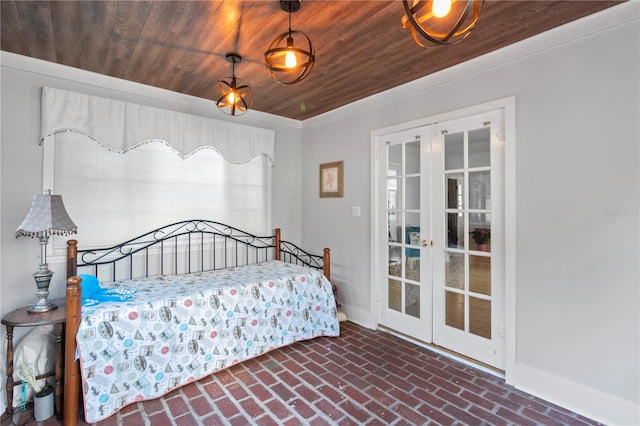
[75,260,340,423]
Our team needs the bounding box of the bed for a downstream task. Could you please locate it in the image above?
[62,220,338,425]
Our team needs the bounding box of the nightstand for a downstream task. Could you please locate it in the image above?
[2,297,65,419]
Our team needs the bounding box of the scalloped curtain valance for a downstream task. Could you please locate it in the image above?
[40,87,275,165]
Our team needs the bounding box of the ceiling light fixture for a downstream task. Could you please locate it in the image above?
[264,0,315,85]
[216,53,253,116]
[402,0,483,47]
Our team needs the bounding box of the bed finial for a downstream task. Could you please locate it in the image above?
[66,239,78,278]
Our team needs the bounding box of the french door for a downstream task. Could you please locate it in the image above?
[375,109,505,369]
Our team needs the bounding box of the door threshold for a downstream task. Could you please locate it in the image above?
[378,325,505,379]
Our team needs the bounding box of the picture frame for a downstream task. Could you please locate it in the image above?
[319,161,344,198]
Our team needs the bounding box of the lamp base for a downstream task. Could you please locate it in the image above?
[29,266,57,313]
[29,299,58,313]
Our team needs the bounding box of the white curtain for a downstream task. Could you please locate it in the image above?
[40,87,275,165]
[40,87,274,250]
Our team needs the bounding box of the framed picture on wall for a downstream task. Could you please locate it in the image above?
[319,161,344,198]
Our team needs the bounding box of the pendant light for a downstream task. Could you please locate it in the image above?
[402,0,483,47]
[264,0,315,85]
[216,53,253,116]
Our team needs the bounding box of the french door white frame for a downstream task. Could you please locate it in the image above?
[369,97,516,383]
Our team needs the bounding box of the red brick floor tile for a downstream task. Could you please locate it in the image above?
[202,381,225,400]
[265,398,294,420]
[238,395,265,418]
[314,398,348,423]
[229,414,253,425]
[247,382,273,402]
[174,413,198,426]
[147,410,175,426]
[288,397,316,419]
[496,406,538,426]
[339,399,372,423]
[276,369,303,388]
[293,383,322,404]
[189,396,213,417]
[166,395,190,417]
[225,382,249,401]
[392,402,430,424]
[216,396,241,418]
[342,384,370,405]
[270,382,296,402]
[364,400,398,423]
[468,405,510,426]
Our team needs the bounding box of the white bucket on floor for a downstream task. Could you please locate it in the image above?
[34,386,54,421]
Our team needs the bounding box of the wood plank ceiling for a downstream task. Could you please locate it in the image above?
[1,1,622,120]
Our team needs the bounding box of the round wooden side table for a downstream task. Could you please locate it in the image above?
[2,297,66,419]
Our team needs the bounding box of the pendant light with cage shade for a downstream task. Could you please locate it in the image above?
[216,53,254,116]
[264,0,315,85]
[402,0,483,47]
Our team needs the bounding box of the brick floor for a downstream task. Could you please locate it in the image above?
[2,322,604,425]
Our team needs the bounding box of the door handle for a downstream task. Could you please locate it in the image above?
[422,240,433,247]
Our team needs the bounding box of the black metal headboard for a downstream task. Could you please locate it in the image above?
[74,219,325,282]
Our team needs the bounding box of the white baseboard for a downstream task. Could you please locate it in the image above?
[514,363,639,426]
[340,303,376,330]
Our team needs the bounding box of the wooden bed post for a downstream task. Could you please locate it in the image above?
[323,248,331,281]
[64,240,81,426]
[64,276,82,426]
[275,228,281,261]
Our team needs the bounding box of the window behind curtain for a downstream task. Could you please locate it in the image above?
[49,132,270,250]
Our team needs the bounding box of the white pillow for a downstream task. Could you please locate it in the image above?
[11,325,56,408]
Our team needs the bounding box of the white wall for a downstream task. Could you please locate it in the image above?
[300,3,639,425]
[0,53,303,413]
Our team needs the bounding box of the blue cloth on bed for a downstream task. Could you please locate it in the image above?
[79,274,137,306]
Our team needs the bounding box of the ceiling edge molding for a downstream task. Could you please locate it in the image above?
[301,1,636,129]
[1,51,303,131]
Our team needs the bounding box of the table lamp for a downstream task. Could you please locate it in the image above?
[15,190,77,312]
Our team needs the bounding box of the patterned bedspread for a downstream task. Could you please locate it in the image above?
[76,260,340,423]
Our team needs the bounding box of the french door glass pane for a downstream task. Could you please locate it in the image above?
[445,252,464,290]
[446,173,464,209]
[444,133,464,170]
[406,283,420,318]
[388,177,402,211]
[404,212,420,242]
[447,213,465,249]
[405,141,421,174]
[469,170,490,209]
[469,213,491,252]
[445,291,465,330]
[389,245,401,277]
[469,255,491,295]
[468,127,491,168]
[389,144,402,171]
[469,297,491,338]
[389,279,401,312]
[406,176,420,210]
